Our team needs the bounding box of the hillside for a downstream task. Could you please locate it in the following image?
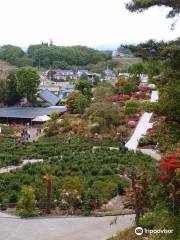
[113,57,142,71]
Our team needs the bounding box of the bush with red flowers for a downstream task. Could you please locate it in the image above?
[160,153,180,174]
[138,83,148,92]
[159,150,180,212]
[146,128,153,135]
[112,95,131,102]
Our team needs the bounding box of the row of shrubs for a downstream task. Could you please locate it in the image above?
[0,135,155,214]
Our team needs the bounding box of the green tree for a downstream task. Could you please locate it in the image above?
[80,73,88,80]
[126,1,180,19]
[16,67,40,102]
[93,82,114,101]
[0,80,6,104]
[75,80,92,98]
[87,102,120,128]
[17,186,36,217]
[67,91,89,114]
[128,62,146,81]
[4,72,22,106]
[0,45,25,65]
[159,80,180,122]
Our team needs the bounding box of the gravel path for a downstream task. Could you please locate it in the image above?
[0,212,135,240]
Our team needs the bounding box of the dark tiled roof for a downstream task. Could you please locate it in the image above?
[39,89,59,106]
[0,107,66,119]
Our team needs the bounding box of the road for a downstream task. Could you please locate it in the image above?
[0,212,135,240]
[125,90,158,151]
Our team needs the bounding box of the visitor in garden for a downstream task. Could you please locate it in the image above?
[67,132,72,144]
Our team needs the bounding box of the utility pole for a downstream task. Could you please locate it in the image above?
[38,57,41,69]
[43,175,56,214]
[130,172,139,225]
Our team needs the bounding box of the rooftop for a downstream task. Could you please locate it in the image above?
[0,107,66,119]
[39,89,59,106]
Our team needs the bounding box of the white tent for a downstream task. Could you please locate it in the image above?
[32,115,51,122]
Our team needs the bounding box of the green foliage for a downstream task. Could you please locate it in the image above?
[90,124,101,134]
[27,44,111,68]
[123,40,166,60]
[17,186,37,217]
[0,136,155,211]
[128,62,145,80]
[0,73,23,106]
[115,78,138,95]
[3,72,22,106]
[93,82,114,101]
[61,176,85,194]
[16,67,40,102]
[0,124,15,135]
[44,113,59,137]
[126,0,180,19]
[159,80,180,122]
[140,205,180,240]
[143,60,163,80]
[75,80,92,98]
[87,60,118,73]
[67,91,89,114]
[0,45,25,65]
[87,102,121,128]
[0,44,112,69]
[125,100,140,115]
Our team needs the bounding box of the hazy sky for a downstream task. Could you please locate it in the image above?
[0,0,180,48]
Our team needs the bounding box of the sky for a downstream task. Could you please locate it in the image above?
[0,0,180,49]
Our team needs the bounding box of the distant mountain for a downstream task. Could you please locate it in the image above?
[95,43,119,51]
[22,47,27,52]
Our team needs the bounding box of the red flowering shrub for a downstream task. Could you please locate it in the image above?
[146,128,153,135]
[112,96,120,102]
[159,150,180,182]
[128,120,137,128]
[112,95,131,102]
[159,175,170,182]
[138,83,148,92]
[132,92,141,99]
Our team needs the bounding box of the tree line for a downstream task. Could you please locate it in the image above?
[0,44,112,69]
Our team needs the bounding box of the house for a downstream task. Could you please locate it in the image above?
[77,70,89,78]
[77,70,101,82]
[112,50,125,58]
[103,69,117,82]
[38,89,60,106]
[52,70,76,80]
[0,106,66,123]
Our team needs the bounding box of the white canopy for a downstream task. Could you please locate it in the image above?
[32,115,51,122]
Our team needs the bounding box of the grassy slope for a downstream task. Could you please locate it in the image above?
[113,57,142,71]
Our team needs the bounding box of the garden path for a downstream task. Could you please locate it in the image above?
[0,159,43,173]
[0,211,135,240]
[125,90,159,151]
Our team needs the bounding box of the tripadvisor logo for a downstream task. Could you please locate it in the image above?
[135,227,174,236]
[135,227,143,236]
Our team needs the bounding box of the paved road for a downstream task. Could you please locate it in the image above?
[0,212,135,240]
[125,90,158,151]
[140,148,161,161]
